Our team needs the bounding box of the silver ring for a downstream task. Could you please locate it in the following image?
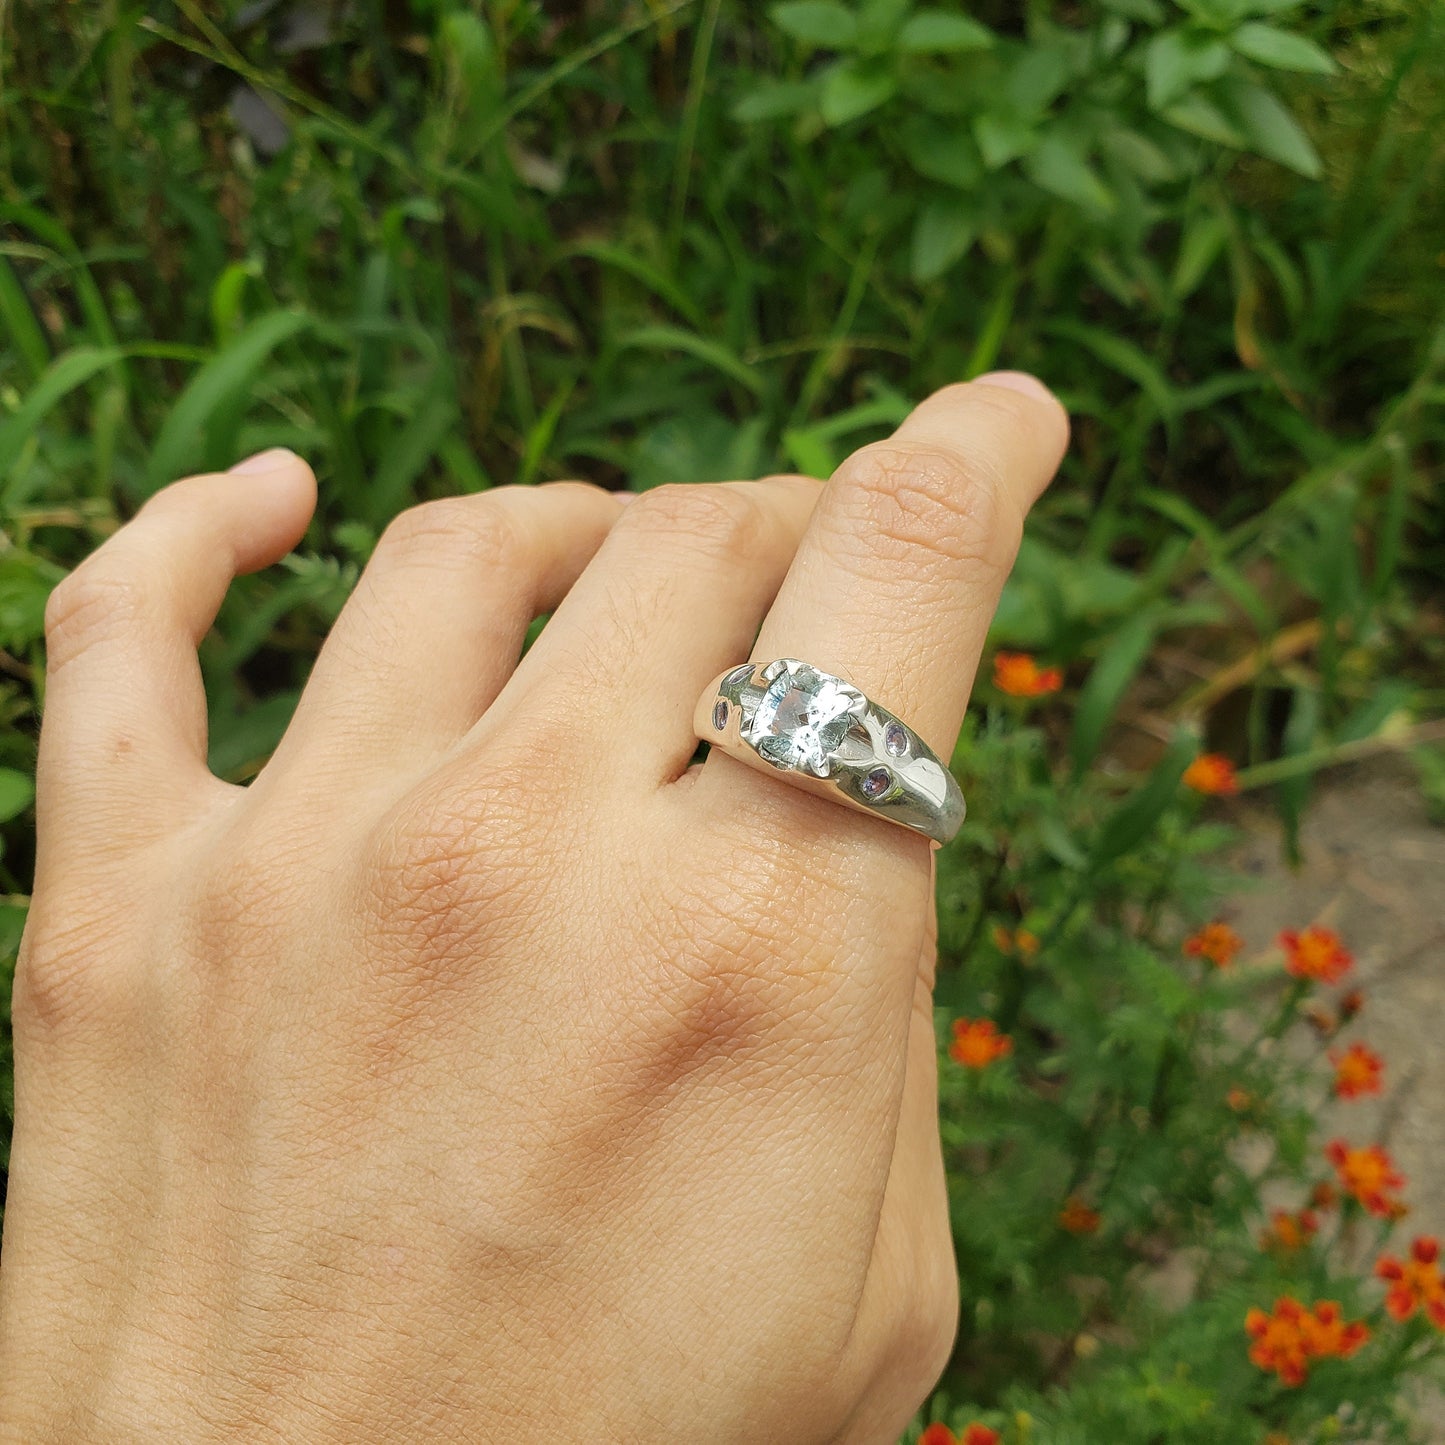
[693,659,966,845]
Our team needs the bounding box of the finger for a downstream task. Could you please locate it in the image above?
[476,476,822,780]
[261,483,624,784]
[37,450,316,836]
[700,373,1067,812]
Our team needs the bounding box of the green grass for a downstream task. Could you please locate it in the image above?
[2,1,1445,1436]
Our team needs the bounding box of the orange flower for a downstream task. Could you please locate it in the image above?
[1261,1208,1319,1253]
[918,1427,956,1445]
[1246,1296,1369,1386]
[962,1429,1000,1445]
[1059,1196,1102,1235]
[1227,1086,1253,1113]
[1183,921,1243,968]
[1183,752,1239,795]
[1326,1140,1406,1217]
[1330,1042,1384,1100]
[949,1018,1013,1069]
[992,924,1040,957]
[1279,926,1354,984]
[993,651,1063,698]
[1375,1237,1445,1329]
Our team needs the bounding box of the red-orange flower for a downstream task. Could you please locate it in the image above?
[1183,752,1239,795]
[1261,1208,1319,1254]
[917,1427,999,1445]
[949,1018,1013,1069]
[1246,1296,1369,1386]
[1311,1181,1339,1211]
[1059,1196,1102,1235]
[1326,1140,1406,1217]
[1375,1237,1445,1329]
[1279,925,1354,984]
[1183,921,1244,968]
[993,652,1063,698]
[1226,1086,1253,1113]
[1339,988,1365,1020]
[1330,1042,1384,1100]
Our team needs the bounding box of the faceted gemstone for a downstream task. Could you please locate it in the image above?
[861,766,892,800]
[884,721,909,756]
[753,664,855,776]
[712,698,729,731]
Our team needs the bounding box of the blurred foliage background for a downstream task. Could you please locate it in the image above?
[2,0,1444,1438]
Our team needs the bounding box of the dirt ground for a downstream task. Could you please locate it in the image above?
[1227,759,1445,1436]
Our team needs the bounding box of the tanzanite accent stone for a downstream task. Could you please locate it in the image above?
[753,664,855,776]
[712,698,729,731]
[861,766,892,800]
[884,721,909,757]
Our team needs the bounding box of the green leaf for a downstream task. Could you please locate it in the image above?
[1171,210,1229,301]
[1224,79,1322,176]
[1022,133,1115,213]
[1276,685,1318,864]
[1230,21,1336,73]
[363,377,460,526]
[910,198,975,282]
[0,768,34,825]
[731,79,819,123]
[770,1,858,48]
[0,256,49,382]
[1100,0,1164,18]
[901,119,983,189]
[819,60,896,125]
[1090,728,1200,869]
[1146,30,1231,110]
[973,112,1035,169]
[1162,93,1248,147]
[1070,612,1159,777]
[615,326,764,395]
[896,11,993,53]
[0,346,127,502]
[146,312,313,494]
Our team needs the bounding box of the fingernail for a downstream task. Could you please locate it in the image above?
[229,447,300,475]
[972,371,1057,404]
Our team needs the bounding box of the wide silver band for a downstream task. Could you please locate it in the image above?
[693,659,966,845]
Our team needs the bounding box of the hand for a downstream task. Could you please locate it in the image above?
[0,375,1067,1443]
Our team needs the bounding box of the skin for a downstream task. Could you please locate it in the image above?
[0,373,1068,1443]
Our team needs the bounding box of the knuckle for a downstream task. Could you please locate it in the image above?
[12,908,138,1035]
[361,783,541,988]
[830,439,1023,575]
[620,483,769,563]
[374,495,521,575]
[43,565,147,673]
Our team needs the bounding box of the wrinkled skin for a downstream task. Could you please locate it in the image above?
[0,375,1068,1443]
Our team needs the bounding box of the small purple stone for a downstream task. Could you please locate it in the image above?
[712,698,729,731]
[884,721,909,756]
[861,766,892,800]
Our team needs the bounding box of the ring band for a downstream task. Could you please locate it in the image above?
[693,659,966,845]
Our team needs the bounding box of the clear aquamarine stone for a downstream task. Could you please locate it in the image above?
[753,665,855,776]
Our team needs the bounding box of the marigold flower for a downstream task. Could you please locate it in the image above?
[1326,1140,1406,1217]
[1246,1296,1369,1386]
[961,1429,1000,1445]
[1261,1208,1319,1253]
[993,651,1063,698]
[1059,1196,1102,1235]
[1182,752,1239,795]
[1183,920,1243,968]
[1226,1086,1253,1113]
[949,1018,1013,1070]
[1375,1237,1445,1329]
[918,1427,956,1445]
[1330,1042,1384,1100]
[1279,925,1354,984]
